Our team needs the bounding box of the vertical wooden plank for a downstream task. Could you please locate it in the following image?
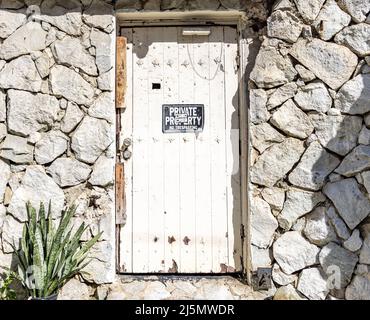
[131,27,150,273]
[116,36,127,109]
[115,163,126,225]
[147,27,166,273]
[208,26,229,272]
[178,28,197,273]
[224,26,242,271]
[193,34,213,273]
[163,27,181,273]
[119,28,133,273]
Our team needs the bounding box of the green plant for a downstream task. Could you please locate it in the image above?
[9,201,102,299]
[0,271,17,300]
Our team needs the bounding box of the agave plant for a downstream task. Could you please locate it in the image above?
[9,201,102,299]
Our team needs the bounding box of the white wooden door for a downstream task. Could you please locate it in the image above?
[119,26,241,273]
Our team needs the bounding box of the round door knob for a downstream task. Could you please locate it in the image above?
[123,150,132,160]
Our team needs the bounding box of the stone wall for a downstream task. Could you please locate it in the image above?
[0,0,370,301]
[0,0,116,289]
[249,0,370,300]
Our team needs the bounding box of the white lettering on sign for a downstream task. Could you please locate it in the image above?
[162,104,204,133]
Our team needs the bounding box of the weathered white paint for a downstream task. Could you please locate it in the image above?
[120,26,241,273]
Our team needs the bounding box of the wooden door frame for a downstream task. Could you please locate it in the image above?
[115,11,251,284]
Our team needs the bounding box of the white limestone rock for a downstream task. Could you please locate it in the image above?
[272,264,297,286]
[335,145,370,177]
[61,102,84,134]
[71,116,114,164]
[290,38,358,90]
[52,36,98,76]
[251,245,272,271]
[0,204,5,230]
[327,206,351,240]
[0,159,10,204]
[319,242,358,288]
[7,89,60,137]
[0,56,43,93]
[88,92,114,123]
[47,158,91,187]
[251,138,305,187]
[313,0,351,41]
[334,23,370,57]
[278,188,326,231]
[89,154,114,188]
[261,187,285,212]
[0,0,23,9]
[90,28,112,74]
[83,0,114,33]
[37,3,82,36]
[250,123,284,154]
[270,99,314,139]
[267,10,303,43]
[249,89,270,124]
[338,0,370,23]
[0,90,5,122]
[335,74,370,115]
[293,0,325,22]
[273,284,306,300]
[250,197,278,249]
[303,207,338,246]
[288,141,340,191]
[0,123,6,142]
[297,268,329,300]
[0,9,26,39]
[7,166,65,222]
[0,22,47,60]
[97,69,113,91]
[343,229,362,252]
[250,44,297,89]
[267,82,297,110]
[115,0,143,10]
[34,131,68,165]
[309,113,362,156]
[294,81,332,113]
[58,278,92,300]
[359,126,370,145]
[359,235,370,264]
[32,50,52,79]
[0,134,33,164]
[345,275,370,300]
[50,65,95,106]
[81,241,114,284]
[273,231,320,274]
[361,171,370,194]
[1,214,23,253]
[295,65,316,82]
[324,178,370,230]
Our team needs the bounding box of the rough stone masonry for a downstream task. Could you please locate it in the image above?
[0,0,370,300]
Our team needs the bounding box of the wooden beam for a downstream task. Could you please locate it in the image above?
[115,162,126,225]
[116,36,127,109]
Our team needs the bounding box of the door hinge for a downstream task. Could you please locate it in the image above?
[235,53,240,70]
[240,224,245,239]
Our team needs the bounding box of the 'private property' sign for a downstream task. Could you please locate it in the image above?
[162,104,204,133]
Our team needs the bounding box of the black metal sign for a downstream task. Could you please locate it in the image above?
[162,104,204,133]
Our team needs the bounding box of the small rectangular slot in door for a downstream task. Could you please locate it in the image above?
[152,83,161,90]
